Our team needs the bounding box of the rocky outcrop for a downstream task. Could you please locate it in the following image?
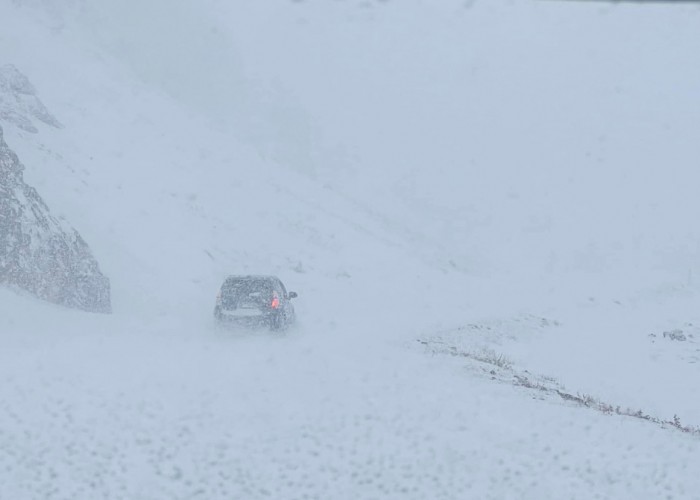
[0,64,62,133]
[0,124,111,313]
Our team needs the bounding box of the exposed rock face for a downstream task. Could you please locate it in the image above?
[0,64,62,133]
[0,125,111,312]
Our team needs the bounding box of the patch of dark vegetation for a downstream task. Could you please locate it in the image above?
[649,323,697,343]
[419,337,700,439]
[417,339,512,369]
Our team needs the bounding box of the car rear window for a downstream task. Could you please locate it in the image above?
[222,278,274,300]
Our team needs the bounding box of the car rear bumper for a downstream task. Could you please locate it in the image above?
[215,308,275,328]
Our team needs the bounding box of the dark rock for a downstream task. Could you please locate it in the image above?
[663,329,686,342]
[0,125,110,313]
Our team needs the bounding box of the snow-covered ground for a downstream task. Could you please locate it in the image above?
[1,0,700,498]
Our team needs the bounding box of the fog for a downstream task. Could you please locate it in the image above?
[1,1,700,498]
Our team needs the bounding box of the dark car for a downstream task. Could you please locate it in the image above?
[214,275,297,330]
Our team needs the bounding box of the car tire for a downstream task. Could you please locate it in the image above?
[269,314,283,331]
[214,306,224,322]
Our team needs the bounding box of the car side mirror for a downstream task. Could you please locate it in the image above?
[288,291,298,299]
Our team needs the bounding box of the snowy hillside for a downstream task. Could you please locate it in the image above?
[1,0,700,498]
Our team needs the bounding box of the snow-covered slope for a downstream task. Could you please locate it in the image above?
[1,1,700,498]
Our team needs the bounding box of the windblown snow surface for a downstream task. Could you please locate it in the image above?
[1,1,700,498]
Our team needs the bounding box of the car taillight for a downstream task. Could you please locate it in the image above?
[271,294,280,309]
